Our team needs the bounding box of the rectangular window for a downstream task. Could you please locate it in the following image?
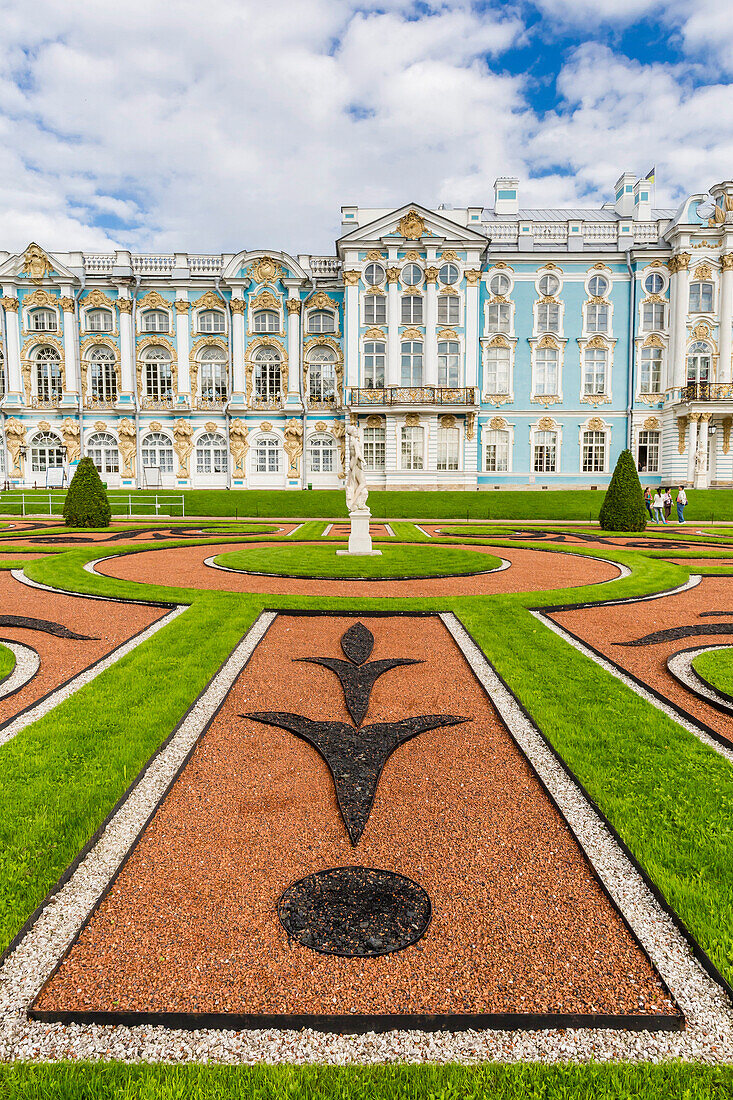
[640,347,662,393]
[401,425,424,470]
[485,347,510,394]
[637,429,660,473]
[534,348,558,395]
[438,295,459,325]
[438,341,460,387]
[363,426,385,470]
[363,341,385,388]
[400,341,423,386]
[533,431,557,473]
[582,430,606,473]
[690,282,714,312]
[401,295,423,324]
[487,302,510,332]
[437,427,460,471]
[642,302,665,330]
[537,302,560,333]
[364,295,386,324]
[583,347,608,395]
[485,430,509,472]
[586,303,609,332]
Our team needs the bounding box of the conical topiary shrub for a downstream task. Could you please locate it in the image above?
[63,456,111,528]
[598,448,647,532]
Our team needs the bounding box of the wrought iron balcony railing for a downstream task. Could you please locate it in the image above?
[140,396,176,410]
[681,382,733,401]
[349,386,476,406]
[196,396,227,410]
[85,396,117,409]
[30,396,62,409]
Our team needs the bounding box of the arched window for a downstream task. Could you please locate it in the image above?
[534,346,558,395]
[402,263,422,286]
[308,434,334,473]
[141,432,174,474]
[689,282,714,313]
[401,425,424,470]
[438,341,460,387]
[364,294,385,324]
[583,346,608,396]
[640,347,662,393]
[363,424,385,469]
[196,431,227,475]
[686,341,711,385]
[582,430,606,473]
[35,346,62,402]
[255,435,280,473]
[400,340,423,386]
[89,346,117,403]
[401,295,423,324]
[143,346,172,400]
[308,346,337,405]
[200,346,227,402]
[586,302,608,332]
[30,309,57,332]
[364,341,385,388]
[438,263,459,285]
[308,310,336,334]
[533,431,557,473]
[253,309,279,333]
[437,426,459,470]
[87,432,119,475]
[198,309,226,334]
[87,309,113,332]
[485,430,509,472]
[485,346,510,394]
[30,431,65,473]
[253,347,281,403]
[142,309,170,333]
[438,295,459,325]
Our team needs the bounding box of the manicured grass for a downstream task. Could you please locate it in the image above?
[0,642,15,682]
[213,543,501,578]
[2,1062,733,1100]
[692,649,733,697]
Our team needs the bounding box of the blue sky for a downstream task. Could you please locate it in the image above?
[0,0,730,254]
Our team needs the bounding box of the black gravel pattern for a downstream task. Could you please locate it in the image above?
[278,866,432,957]
[619,624,733,647]
[0,616,96,640]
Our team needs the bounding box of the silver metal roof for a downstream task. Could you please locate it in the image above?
[483,208,675,222]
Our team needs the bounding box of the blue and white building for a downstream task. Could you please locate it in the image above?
[1,174,732,491]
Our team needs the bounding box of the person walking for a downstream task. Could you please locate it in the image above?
[652,490,666,524]
[643,486,653,521]
[677,486,688,524]
[663,487,673,523]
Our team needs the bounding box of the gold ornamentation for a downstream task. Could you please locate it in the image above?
[643,334,664,348]
[701,411,713,422]
[694,262,713,280]
[342,270,361,286]
[117,298,133,314]
[22,288,58,311]
[464,269,482,286]
[721,254,733,271]
[229,418,249,476]
[138,289,171,311]
[466,412,476,440]
[586,335,607,349]
[709,195,733,226]
[544,263,561,270]
[306,290,337,311]
[386,267,401,283]
[118,418,137,477]
[135,335,178,397]
[61,417,80,462]
[1,296,19,312]
[405,412,421,426]
[396,209,426,239]
[440,250,459,263]
[723,417,732,455]
[58,297,74,312]
[260,421,273,432]
[189,336,227,392]
[149,421,163,431]
[229,298,246,314]
[538,335,559,349]
[492,261,512,270]
[191,290,223,311]
[174,299,190,314]
[669,252,691,274]
[251,289,281,311]
[580,394,612,405]
[689,411,702,422]
[437,328,458,340]
[172,418,195,477]
[484,394,512,406]
[205,421,218,433]
[586,417,605,431]
[401,327,423,340]
[94,421,107,431]
[403,286,420,296]
[366,250,384,261]
[643,416,661,430]
[530,394,562,406]
[692,321,711,340]
[331,419,346,479]
[248,256,282,283]
[22,242,53,283]
[424,267,439,284]
[405,250,421,262]
[589,295,607,305]
[645,293,665,304]
[440,414,457,429]
[440,285,458,296]
[363,327,386,340]
[82,288,116,313]
[489,416,508,430]
[538,416,557,431]
[314,421,328,432]
[5,418,27,474]
[539,295,557,304]
[283,418,303,477]
[592,262,610,270]
[244,336,288,402]
[37,420,51,432]
[366,415,384,427]
[286,298,302,314]
[365,284,385,295]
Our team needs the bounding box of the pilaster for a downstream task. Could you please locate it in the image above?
[285,297,302,409]
[687,411,699,483]
[117,297,135,406]
[59,295,79,407]
[1,295,23,403]
[719,253,733,383]
[230,296,246,404]
[343,271,360,389]
[386,268,400,386]
[424,268,438,385]
[669,252,691,387]
[174,297,191,406]
[464,270,481,389]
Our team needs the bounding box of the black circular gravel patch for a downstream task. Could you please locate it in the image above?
[278,866,431,957]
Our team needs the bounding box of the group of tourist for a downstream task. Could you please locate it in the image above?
[643,486,688,525]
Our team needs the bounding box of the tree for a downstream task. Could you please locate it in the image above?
[598,448,647,532]
[63,456,111,528]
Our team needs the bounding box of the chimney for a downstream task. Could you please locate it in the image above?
[614,173,636,217]
[633,178,652,220]
[494,178,519,215]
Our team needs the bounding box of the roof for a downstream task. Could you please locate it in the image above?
[483,207,675,223]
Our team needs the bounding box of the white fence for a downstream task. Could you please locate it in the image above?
[0,493,186,517]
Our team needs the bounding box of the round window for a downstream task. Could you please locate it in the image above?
[364,263,385,286]
[588,274,609,297]
[402,263,422,286]
[644,272,664,295]
[489,273,511,296]
[538,273,560,296]
[438,263,459,285]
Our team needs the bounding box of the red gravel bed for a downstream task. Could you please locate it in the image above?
[549,577,733,744]
[0,522,297,548]
[0,572,166,725]
[664,559,733,570]
[34,614,677,1024]
[95,543,620,597]
[326,523,392,539]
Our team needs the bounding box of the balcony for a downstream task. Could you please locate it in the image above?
[85,395,117,410]
[196,395,227,410]
[140,396,176,410]
[681,383,733,402]
[30,396,62,409]
[348,386,476,407]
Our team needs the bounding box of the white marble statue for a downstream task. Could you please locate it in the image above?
[345,423,369,513]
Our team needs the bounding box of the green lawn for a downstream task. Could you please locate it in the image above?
[692,649,733,696]
[213,542,501,577]
[0,642,15,682]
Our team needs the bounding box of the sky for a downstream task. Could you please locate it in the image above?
[0,0,731,256]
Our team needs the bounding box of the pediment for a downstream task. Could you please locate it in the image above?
[0,242,78,283]
[337,203,487,251]
[222,249,308,283]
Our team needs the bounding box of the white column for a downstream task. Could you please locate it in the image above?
[174,298,191,405]
[1,295,23,401]
[231,298,246,402]
[424,270,438,385]
[687,412,699,483]
[59,296,79,404]
[670,253,690,388]
[344,275,360,388]
[697,411,711,488]
[387,269,400,386]
[464,271,481,392]
[719,255,733,383]
[285,297,302,407]
[117,298,135,405]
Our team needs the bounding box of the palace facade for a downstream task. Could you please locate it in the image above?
[1,175,733,492]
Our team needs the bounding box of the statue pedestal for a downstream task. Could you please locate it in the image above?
[336,509,382,557]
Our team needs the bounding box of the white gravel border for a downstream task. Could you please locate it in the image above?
[667,646,733,715]
[2,609,733,1063]
[0,641,40,701]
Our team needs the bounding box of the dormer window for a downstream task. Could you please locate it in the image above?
[689,282,713,313]
[253,309,280,333]
[87,309,113,332]
[308,310,336,334]
[30,309,57,331]
[198,309,226,333]
[142,309,170,333]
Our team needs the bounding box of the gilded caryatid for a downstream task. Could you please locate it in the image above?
[117,418,137,478]
[283,418,303,477]
[229,418,249,477]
